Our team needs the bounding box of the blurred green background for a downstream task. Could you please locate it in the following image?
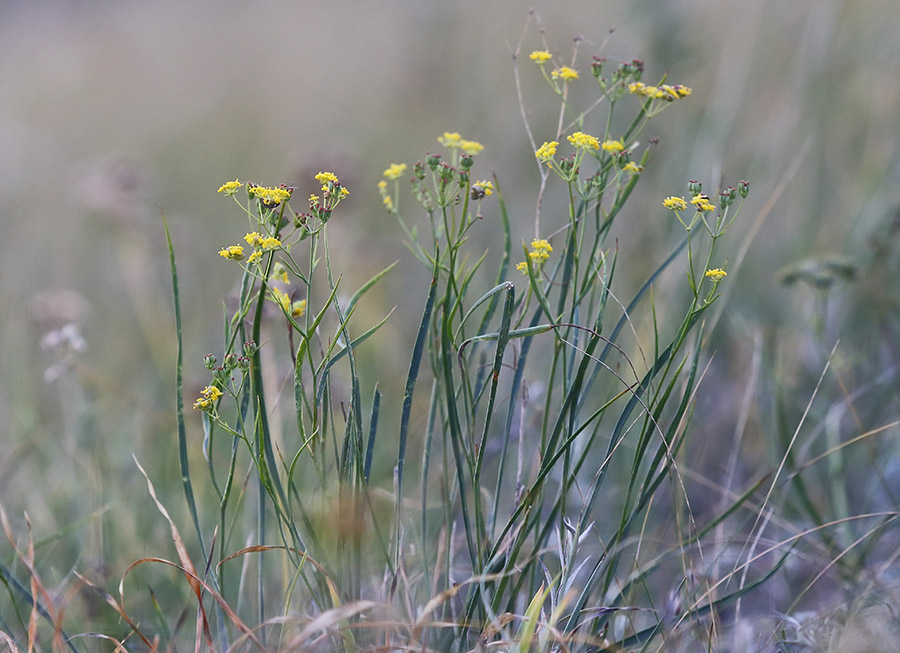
[2,0,899,632]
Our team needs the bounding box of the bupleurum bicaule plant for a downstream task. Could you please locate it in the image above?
[3,32,775,653]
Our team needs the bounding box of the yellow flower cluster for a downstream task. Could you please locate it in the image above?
[217,179,243,195]
[704,268,727,282]
[623,162,643,174]
[568,131,600,150]
[244,232,281,250]
[249,185,292,206]
[193,385,223,411]
[535,141,559,162]
[517,238,554,274]
[314,172,350,213]
[601,139,624,153]
[691,194,715,212]
[529,239,553,261]
[474,180,494,196]
[383,163,407,180]
[438,132,484,155]
[663,196,688,211]
[529,50,553,64]
[628,82,692,101]
[551,66,579,81]
[315,172,339,185]
[218,245,244,260]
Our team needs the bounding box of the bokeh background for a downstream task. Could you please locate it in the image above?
[2,0,900,639]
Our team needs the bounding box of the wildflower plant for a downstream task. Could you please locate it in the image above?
[64,31,771,653]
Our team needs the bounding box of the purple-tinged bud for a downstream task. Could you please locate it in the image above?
[224,353,239,370]
[237,356,251,372]
[243,340,257,357]
[203,353,218,370]
[688,179,702,194]
[414,161,427,180]
[426,152,441,171]
[738,180,750,198]
[459,153,474,171]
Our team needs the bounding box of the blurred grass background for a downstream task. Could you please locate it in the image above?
[2,0,900,636]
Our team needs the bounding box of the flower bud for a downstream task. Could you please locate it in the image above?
[224,353,239,370]
[559,155,577,177]
[738,180,750,198]
[203,353,218,370]
[630,59,644,81]
[688,179,702,194]
[719,186,737,208]
[459,153,474,171]
[414,161,427,180]
[237,356,251,372]
[591,56,606,78]
[213,366,230,383]
[426,152,441,171]
[242,340,257,357]
[457,170,469,187]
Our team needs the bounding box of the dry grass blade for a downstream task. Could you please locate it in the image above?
[132,455,214,649]
[73,570,157,650]
[117,556,265,651]
[285,600,380,649]
[0,507,66,653]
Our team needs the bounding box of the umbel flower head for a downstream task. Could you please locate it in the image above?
[568,132,600,151]
[551,66,579,81]
[535,141,559,162]
[249,184,293,208]
[516,238,553,274]
[193,385,223,411]
[217,179,243,196]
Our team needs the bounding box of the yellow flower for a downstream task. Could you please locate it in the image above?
[551,66,579,81]
[382,194,394,211]
[535,141,558,162]
[315,172,339,185]
[204,385,223,401]
[519,238,553,274]
[529,50,552,64]
[438,132,463,148]
[218,245,245,260]
[259,237,281,250]
[249,185,292,206]
[691,194,715,212]
[217,179,243,195]
[530,238,552,261]
[568,131,601,150]
[663,196,688,211]
[460,140,484,155]
[704,268,727,282]
[271,286,292,312]
[383,163,407,180]
[291,299,307,319]
[248,251,263,264]
[628,81,659,97]
[193,385,223,411]
[623,162,643,174]
[474,180,494,196]
[600,139,624,153]
[244,232,262,246]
